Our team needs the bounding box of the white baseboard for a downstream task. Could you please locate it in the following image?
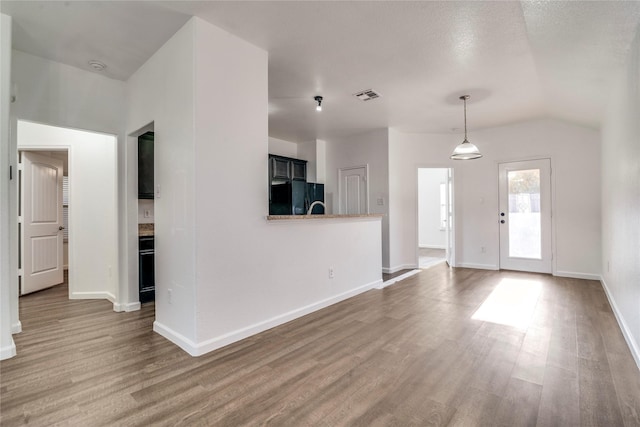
[0,340,16,360]
[456,263,499,271]
[383,264,418,274]
[11,321,22,334]
[155,279,381,357]
[376,269,421,289]
[113,301,141,312]
[70,291,117,302]
[600,276,640,372]
[153,321,199,356]
[419,245,446,249]
[554,271,601,281]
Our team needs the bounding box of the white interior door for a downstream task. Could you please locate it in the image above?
[21,151,64,294]
[339,166,368,214]
[446,168,454,266]
[499,159,552,273]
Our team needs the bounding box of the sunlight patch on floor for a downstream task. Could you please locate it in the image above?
[471,278,541,329]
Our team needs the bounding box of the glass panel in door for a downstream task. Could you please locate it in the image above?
[507,169,541,259]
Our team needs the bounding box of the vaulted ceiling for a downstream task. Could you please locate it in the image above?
[2,1,640,142]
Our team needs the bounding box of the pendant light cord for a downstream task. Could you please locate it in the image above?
[463,96,467,141]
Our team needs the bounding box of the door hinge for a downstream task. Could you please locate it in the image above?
[17,162,23,171]
[18,268,23,277]
[18,216,23,224]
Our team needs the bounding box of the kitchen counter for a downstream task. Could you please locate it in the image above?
[267,214,383,221]
[138,223,154,236]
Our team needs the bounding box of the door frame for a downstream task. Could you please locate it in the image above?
[415,165,456,268]
[19,150,65,295]
[496,155,557,275]
[19,147,72,297]
[338,164,370,214]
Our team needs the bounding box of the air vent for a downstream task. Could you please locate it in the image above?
[353,89,381,101]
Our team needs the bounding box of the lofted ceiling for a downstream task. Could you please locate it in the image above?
[2,1,640,143]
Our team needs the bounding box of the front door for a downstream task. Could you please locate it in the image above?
[498,159,552,273]
[20,151,64,294]
[339,166,368,214]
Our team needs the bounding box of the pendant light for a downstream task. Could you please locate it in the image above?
[450,95,482,160]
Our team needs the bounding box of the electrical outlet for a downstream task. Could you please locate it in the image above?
[328,267,334,279]
[168,288,173,304]
[144,209,152,218]
[481,246,486,253]
[377,198,384,206]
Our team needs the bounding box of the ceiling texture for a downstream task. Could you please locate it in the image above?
[2,1,640,143]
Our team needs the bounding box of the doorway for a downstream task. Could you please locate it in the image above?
[498,158,552,273]
[417,168,453,268]
[18,150,68,295]
[338,165,368,214]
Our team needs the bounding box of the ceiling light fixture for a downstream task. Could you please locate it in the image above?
[450,95,482,160]
[314,95,323,112]
[88,60,107,72]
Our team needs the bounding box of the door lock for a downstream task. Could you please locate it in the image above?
[59,226,65,230]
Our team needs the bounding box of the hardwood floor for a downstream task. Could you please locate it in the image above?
[2,265,640,426]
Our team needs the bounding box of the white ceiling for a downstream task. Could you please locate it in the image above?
[2,1,640,143]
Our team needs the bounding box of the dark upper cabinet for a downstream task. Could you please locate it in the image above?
[291,160,307,181]
[271,156,290,180]
[138,132,154,199]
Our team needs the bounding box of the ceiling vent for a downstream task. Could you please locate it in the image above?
[353,89,381,101]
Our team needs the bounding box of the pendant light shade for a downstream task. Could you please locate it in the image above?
[451,95,482,160]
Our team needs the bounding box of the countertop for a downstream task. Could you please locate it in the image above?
[267,214,383,221]
[138,223,154,236]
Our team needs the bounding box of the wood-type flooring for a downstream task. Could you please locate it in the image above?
[2,264,640,426]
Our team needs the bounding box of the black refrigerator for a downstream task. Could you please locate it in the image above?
[269,182,324,215]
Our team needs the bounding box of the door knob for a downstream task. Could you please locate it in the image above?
[59,226,65,230]
[500,220,505,224]
[500,212,505,216]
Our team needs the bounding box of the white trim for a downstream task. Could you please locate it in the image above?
[419,245,446,249]
[153,321,199,356]
[600,276,640,372]
[0,340,16,360]
[157,279,381,357]
[457,263,499,271]
[382,264,418,274]
[376,269,421,289]
[113,301,141,312]
[69,291,117,302]
[11,321,21,334]
[554,271,601,281]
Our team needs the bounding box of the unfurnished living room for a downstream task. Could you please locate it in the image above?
[1,1,639,426]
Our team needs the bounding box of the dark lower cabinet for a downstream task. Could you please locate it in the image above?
[139,236,155,303]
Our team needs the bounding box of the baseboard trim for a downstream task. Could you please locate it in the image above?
[70,291,117,302]
[377,269,421,289]
[419,245,446,249]
[11,321,22,334]
[382,264,418,274]
[153,321,199,356]
[600,276,640,372]
[456,263,499,271]
[158,279,381,357]
[0,340,16,360]
[554,271,601,281]
[113,301,141,312]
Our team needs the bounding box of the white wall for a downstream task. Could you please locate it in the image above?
[0,13,16,360]
[138,199,155,224]
[601,24,640,368]
[325,129,391,268]
[9,49,126,326]
[127,19,198,344]
[268,136,297,158]
[389,119,601,277]
[126,17,382,356]
[17,121,118,301]
[418,168,447,248]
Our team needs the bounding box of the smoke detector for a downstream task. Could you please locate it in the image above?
[88,60,107,72]
[353,89,381,101]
